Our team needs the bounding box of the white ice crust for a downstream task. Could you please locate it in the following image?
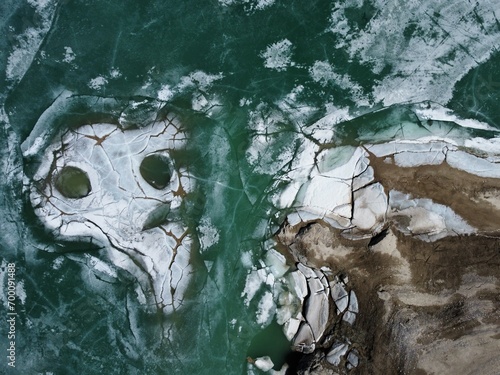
[25,115,193,314]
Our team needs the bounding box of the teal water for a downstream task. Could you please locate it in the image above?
[2,1,500,374]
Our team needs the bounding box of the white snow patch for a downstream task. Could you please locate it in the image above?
[309,61,364,102]
[109,68,122,78]
[7,28,46,82]
[62,47,76,63]
[241,251,253,268]
[52,256,65,270]
[157,84,174,101]
[277,85,318,127]
[219,0,275,11]
[241,268,267,305]
[255,0,275,10]
[261,39,294,71]
[256,291,275,326]
[88,76,108,90]
[27,0,52,11]
[178,71,223,91]
[197,217,220,251]
[16,280,26,305]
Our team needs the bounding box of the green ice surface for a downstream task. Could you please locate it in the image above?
[2,1,500,374]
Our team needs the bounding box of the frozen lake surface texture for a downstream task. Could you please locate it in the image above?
[1,1,500,374]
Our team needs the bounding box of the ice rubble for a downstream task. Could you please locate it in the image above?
[23,113,194,314]
[244,248,361,373]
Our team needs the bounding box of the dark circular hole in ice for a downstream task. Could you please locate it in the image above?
[54,166,92,199]
[140,154,172,189]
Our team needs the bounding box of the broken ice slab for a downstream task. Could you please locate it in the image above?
[389,190,475,242]
[293,321,316,354]
[314,269,329,291]
[283,318,301,341]
[281,263,333,353]
[326,342,349,366]
[330,279,348,313]
[342,290,359,325]
[297,262,317,279]
[346,350,360,369]
[350,182,387,236]
[412,102,497,132]
[315,146,368,180]
[276,297,294,325]
[367,140,453,157]
[265,249,290,278]
[394,149,446,167]
[286,212,302,226]
[254,356,274,372]
[307,275,325,294]
[330,102,496,147]
[352,165,375,191]
[295,176,352,225]
[367,140,450,167]
[447,150,500,178]
[347,291,358,314]
[289,270,308,302]
[303,283,329,342]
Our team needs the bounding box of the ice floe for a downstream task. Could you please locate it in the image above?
[254,356,274,372]
[446,150,500,178]
[389,190,475,242]
[326,342,349,366]
[24,113,194,314]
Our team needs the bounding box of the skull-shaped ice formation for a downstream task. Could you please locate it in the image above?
[28,113,193,313]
